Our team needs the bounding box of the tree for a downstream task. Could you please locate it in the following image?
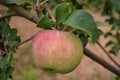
[0,0,120,80]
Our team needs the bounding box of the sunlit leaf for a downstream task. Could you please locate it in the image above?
[0,20,10,36]
[64,10,100,42]
[55,2,70,24]
[37,14,52,29]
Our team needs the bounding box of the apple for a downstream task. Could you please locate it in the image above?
[31,30,83,74]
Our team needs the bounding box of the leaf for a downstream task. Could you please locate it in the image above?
[96,21,106,27]
[0,53,14,80]
[78,31,88,47]
[109,49,116,55]
[64,10,100,42]
[110,0,120,13]
[9,28,17,37]
[104,32,112,37]
[88,0,101,6]
[5,0,20,4]
[6,28,21,52]
[0,53,13,69]
[111,25,120,31]
[71,0,83,9]
[55,2,70,24]
[7,41,20,48]
[0,72,7,80]
[0,20,10,36]
[105,41,113,47]
[20,1,35,11]
[102,0,112,16]
[106,17,118,25]
[37,14,52,29]
[7,29,21,45]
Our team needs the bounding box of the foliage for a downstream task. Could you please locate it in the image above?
[87,0,120,55]
[38,2,101,42]
[0,0,120,79]
[0,19,20,79]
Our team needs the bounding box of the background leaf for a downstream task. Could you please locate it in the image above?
[5,0,20,4]
[96,21,106,27]
[6,28,21,52]
[0,53,14,80]
[0,20,10,36]
[110,0,120,13]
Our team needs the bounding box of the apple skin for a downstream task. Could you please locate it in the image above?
[32,30,83,74]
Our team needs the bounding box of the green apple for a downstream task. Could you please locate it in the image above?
[32,30,83,74]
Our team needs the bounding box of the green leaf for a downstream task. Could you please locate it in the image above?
[109,49,116,55]
[6,28,21,52]
[10,28,17,37]
[106,17,118,25]
[111,25,120,31]
[0,53,13,69]
[105,41,113,47]
[71,0,84,9]
[8,29,20,40]
[20,1,35,11]
[55,2,70,24]
[7,41,20,47]
[5,0,20,4]
[79,32,88,47]
[0,53,14,80]
[37,14,52,29]
[64,10,100,42]
[0,72,7,80]
[104,32,112,37]
[88,0,101,7]
[0,20,10,36]
[110,0,120,13]
[96,21,106,27]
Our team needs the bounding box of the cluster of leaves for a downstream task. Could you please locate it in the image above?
[0,19,21,79]
[104,0,120,55]
[4,0,102,44]
[37,0,102,45]
[86,0,120,55]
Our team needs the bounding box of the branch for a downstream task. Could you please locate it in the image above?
[84,48,120,76]
[0,12,18,19]
[0,1,120,76]
[97,41,120,68]
[0,1,39,23]
[35,0,42,18]
[16,36,33,49]
[46,4,56,22]
[16,30,43,48]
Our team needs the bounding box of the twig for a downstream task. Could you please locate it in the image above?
[0,12,18,19]
[16,30,44,48]
[35,0,42,18]
[97,41,120,68]
[0,49,6,57]
[84,48,120,76]
[45,4,56,22]
[1,1,120,76]
[0,0,39,23]
[16,36,34,49]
